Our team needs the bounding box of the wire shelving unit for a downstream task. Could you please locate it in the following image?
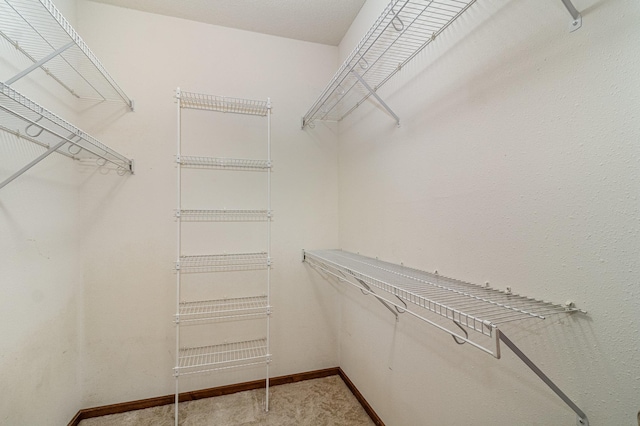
[174,88,272,426]
[0,0,134,108]
[0,82,133,189]
[301,0,583,129]
[303,249,589,425]
[0,0,134,190]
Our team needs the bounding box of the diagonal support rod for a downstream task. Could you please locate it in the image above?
[351,70,400,126]
[5,41,75,85]
[0,138,68,190]
[560,0,580,21]
[498,331,589,426]
[351,274,399,320]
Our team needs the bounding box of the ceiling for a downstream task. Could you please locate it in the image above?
[89,0,367,46]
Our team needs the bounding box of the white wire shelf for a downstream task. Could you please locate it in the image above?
[302,249,590,424]
[0,0,133,108]
[177,209,271,222]
[302,0,583,129]
[178,90,269,116]
[176,338,269,376]
[177,252,269,273]
[302,0,477,128]
[303,250,580,346]
[178,296,269,323]
[0,82,133,186]
[178,156,271,171]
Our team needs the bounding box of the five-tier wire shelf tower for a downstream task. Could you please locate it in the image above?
[174,88,272,425]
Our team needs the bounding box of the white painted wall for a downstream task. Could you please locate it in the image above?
[4,0,637,424]
[0,1,89,424]
[2,0,341,421]
[335,0,640,425]
[74,0,341,408]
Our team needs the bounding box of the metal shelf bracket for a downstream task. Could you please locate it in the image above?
[560,0,582,32]
[498,331,589,426]
[351,70,400,127]
[0,138,68,190]
[5,41,75,86]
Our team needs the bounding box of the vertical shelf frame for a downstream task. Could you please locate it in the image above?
[174,88,272,426]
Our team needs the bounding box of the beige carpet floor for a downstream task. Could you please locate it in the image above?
[78,375,376,426]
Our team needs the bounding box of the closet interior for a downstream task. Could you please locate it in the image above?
[2,0,638,425]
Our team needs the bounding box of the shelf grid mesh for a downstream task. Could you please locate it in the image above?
[0,0,132,106]
[179,156,270,171]
[178,296,268,322]
[178,209,270,222]
[0,82,132,171]
[178,252,269,273]
[177,338,268,375]
[302,0,477,127]
[180,91,268,116]
[304,250,577,337]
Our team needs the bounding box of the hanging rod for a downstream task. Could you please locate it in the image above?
[0,82,133,190]
[301,0,583,130]
[302,249,588,425]
[0,0,134,109]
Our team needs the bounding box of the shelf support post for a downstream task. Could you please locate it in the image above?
[560,0,582,32]
[498,331,588,426]
[5,41,75,85]
[351,70,400,127]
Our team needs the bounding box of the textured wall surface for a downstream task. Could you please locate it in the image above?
[2,0,341,422]
[75,0,341,409]
[3,0,639,424]
[0,1,88,424]
[335,0,640,425]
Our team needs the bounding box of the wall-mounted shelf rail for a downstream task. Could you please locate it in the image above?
[176,338,269,375]
[301,0,582,129]
[0,82,133,189]
[0,0,134,108]
[303,249,589,425]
